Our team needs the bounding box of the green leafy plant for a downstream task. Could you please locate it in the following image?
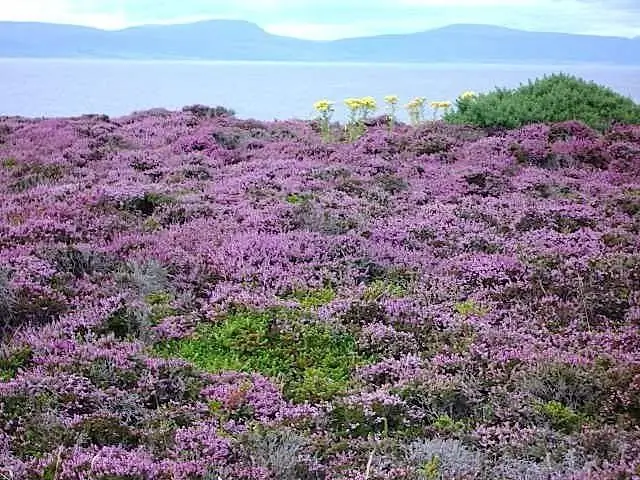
[285,286,335,309]
[432,414,465,432]
[155,308,367,402]
[535,400,585,434]
[420,456,442,480]
[0,345,32,380]
[445,73,640,130]
[453,300,489,317]
[363,279,407,302]
[285,192,314,205]
[8,162,65,192]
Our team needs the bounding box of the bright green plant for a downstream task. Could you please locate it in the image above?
[432,414,465,433]
[419,456,441,480]
[406,97,427,126]
[286,286,335,309]
[155,308,368,402]
[535,400,585,433]
[453,300,489,317]
[313,99,335,142]
[285,192,313,205]
[444,73,640,130]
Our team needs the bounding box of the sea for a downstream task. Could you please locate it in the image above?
[1,59,639,121]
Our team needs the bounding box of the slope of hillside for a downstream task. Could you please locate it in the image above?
[1,108,639,477]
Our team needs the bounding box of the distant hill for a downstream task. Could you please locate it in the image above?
[0,20,638,64]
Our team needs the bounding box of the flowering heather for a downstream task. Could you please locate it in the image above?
[0,108,639,479]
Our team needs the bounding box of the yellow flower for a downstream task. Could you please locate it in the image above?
[360,96,377,110]
[344,98,363,111]
[313,99,334,113]
[460,91,478,100]
[384,95,399,105]
[406,97,426,109]
[431,101,452,109]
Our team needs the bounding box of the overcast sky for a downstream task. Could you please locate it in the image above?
[1,0,638,39]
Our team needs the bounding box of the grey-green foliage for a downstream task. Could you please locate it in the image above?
[445,73,640,130]
[121,259,170,297]
[404,438,484,479]
[242,429,310,479]
[53,246,113,278]
[0,269,16,338]
[490,450,591,480]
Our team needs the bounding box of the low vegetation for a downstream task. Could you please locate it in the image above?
[445,73,640,130]
[0,76,639,478]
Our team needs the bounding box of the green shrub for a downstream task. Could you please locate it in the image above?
[432,414,465,433]
[283,287,335,309]
[75,414,140,447]
[362,279,407,302]
[535,400,585,434]
[98,305,151,340]
[453,300,489,317]
[182,104,235,118]
[0,345,32,380]
[445,73,640,130]
[285,193,314,205]
[8,162,65,192]
[120,192,175,217]
[1,157,17,168]
[155,308,368,402]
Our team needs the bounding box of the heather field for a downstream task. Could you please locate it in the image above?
[1,106,640,479]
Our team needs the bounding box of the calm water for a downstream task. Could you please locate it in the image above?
[1,59,639,120]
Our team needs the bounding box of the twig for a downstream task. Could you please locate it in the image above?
[53,446,63,480]
[364,448,375,480]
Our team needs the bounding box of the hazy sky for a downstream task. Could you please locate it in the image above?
[1,0,638,39]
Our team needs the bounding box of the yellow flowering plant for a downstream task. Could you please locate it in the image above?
[359,96,377,118]
[313,99,335,142]
[449,91,479,118]
[460,91,478,101]
[384,95,399,132]
[431,100,453,120]
[344,96,377,141]
[406,97,426,126]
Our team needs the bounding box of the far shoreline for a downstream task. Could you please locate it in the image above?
[1,57,640,68]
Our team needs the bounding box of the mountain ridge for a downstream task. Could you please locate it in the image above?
[0,20,638,64]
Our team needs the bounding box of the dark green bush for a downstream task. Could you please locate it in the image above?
[182,104,235,118]
[445,73,640,130]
